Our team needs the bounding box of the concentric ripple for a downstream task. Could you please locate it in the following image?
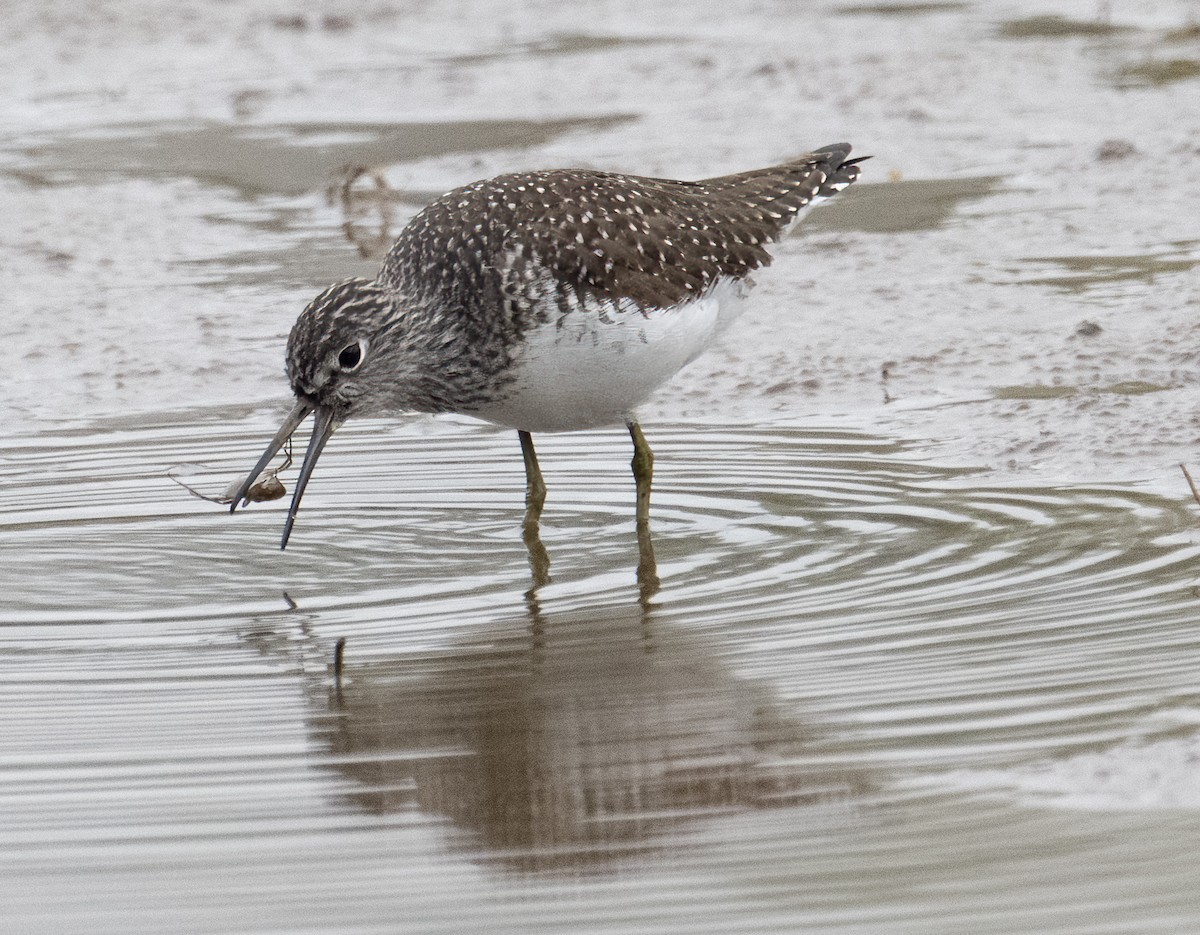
[3,410,1200,933]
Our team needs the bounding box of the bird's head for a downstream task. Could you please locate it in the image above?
[286,277,396,420]
[230,277,400,549]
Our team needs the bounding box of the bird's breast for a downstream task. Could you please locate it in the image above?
[464,276,749,433]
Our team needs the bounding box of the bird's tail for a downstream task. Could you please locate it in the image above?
[698,143,868,242]
[809,143,870,199]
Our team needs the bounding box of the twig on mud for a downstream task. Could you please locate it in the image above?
[1179,463,1200,508]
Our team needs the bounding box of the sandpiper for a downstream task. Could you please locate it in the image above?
[231,144,865,548]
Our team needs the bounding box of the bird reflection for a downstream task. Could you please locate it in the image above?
[520,482,659,605]
[311,596,867,873]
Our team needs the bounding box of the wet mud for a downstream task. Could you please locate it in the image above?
[3,0,1200,932]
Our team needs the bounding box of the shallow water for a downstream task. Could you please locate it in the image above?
[4,416,1200,932]
[4,0,1200,931]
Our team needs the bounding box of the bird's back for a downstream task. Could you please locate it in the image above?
[380,145,863,321]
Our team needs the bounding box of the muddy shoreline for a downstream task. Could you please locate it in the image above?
[4,0,1198,485]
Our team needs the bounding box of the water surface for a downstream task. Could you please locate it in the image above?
[5,1,1200,931]
[4,416,1200,933]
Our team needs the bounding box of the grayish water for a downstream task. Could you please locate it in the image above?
[4,0,1200,931]
[5,417,1200,933]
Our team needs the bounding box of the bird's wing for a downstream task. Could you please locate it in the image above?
[380,145,864,319]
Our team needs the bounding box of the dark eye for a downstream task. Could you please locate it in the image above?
[337,340,365,371]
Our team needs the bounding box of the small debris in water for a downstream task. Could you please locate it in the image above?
[1180,463,1200,509]
[1164,24,1200,43]
[998,15,1130,39]
[333,637,347,697]
[1117,58,1200,87]
[881,360,897,404]
[1096,139,1138,161]
[271,14,308,30]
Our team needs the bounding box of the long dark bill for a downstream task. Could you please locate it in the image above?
[229,399,314,512]
[278,405,339,550]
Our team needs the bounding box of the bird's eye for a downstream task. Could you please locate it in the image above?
[337,339,366,371]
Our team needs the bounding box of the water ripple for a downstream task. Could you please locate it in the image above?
[3,414,1200,932]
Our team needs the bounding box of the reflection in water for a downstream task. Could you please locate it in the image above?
[10,415,1200,931]
[312,596,866,873]
[519,467,659,605]
[331,165,396,260]
[307,469,676,874]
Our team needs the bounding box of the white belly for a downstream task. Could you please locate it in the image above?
[468,277,749,432]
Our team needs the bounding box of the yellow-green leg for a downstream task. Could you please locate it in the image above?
[627,420,654,527]
[627,420,660,601]
[518,430,551,588]
[518,430,546,515]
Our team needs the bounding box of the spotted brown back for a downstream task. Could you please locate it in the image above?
[380,145,864,332]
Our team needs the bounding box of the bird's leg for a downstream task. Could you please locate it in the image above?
[518,430,547,515]
[518,431,551,589]
[626,420,654,527]
[626,420,660,601]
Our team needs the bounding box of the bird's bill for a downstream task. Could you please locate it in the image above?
[279,405,339,550]
[229,399,314,511]
[229,399,341,550]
